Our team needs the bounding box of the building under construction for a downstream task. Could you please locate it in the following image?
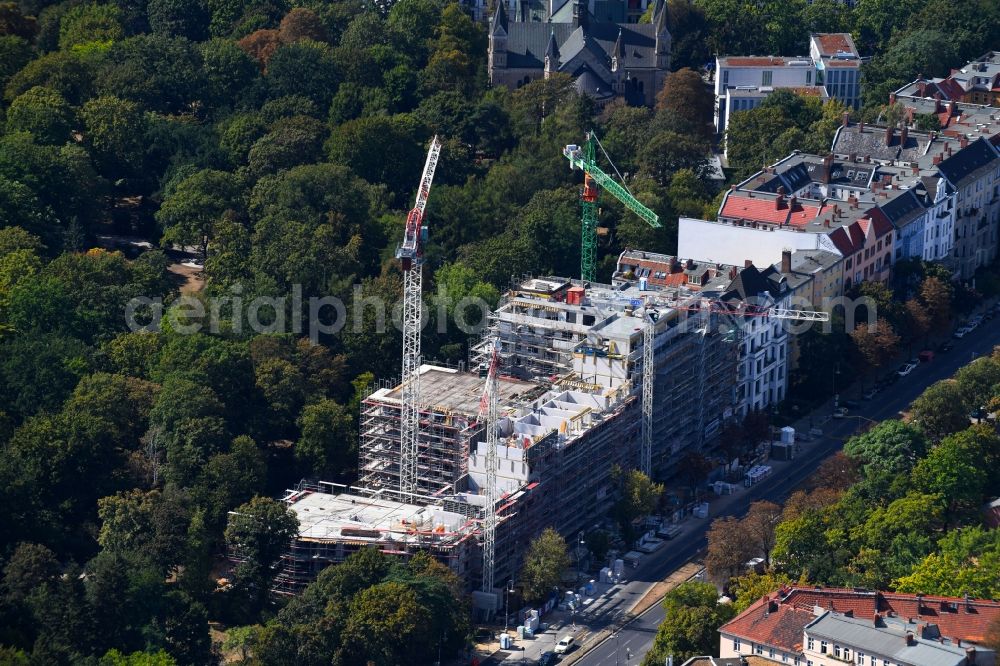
[274,255,766,595]
[271,482,480,595]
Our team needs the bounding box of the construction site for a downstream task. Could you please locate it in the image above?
[267,133,827,604]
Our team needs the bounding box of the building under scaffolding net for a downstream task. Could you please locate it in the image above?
[271,482,479,596]
[271,252,778,596]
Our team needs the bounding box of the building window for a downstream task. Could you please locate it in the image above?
[762,71,773,86]
[735,640,741,652]
[756,645,764,655]
[770,648,776,659]
[858,653,865,664]
[835,646,841,659]
[808,639,815,651]
[807,70,812,85]
[723,70,729,86]
[845,649,851,661]
[821,642,828,655]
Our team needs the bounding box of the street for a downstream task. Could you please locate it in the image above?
[566,315,1000,666]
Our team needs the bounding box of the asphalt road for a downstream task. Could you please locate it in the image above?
[573,312,1000,666]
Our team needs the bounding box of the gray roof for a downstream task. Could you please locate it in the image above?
[832,124,932,163]
[878,189,927,229]
[806,613,969,666]
[937,137,999,186]
[502,21,657,71]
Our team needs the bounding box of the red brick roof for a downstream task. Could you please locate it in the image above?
[937,78,966,101]
[721,588,1000,650]
[814,33,855,56]
[825,60,860,68]
[720,194,821,226]
[724,57,787,67]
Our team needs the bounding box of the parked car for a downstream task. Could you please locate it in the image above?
[938,342,954,353]
[954,327,972,339]
[918,350,934,363]
[833,407,848,418]
[897,362,918,377]
[555,636,575,654]
[539,651,557,666]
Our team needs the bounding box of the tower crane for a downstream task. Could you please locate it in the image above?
[396,135,442,500]
[476,337,502,594]
[563,131,660,283]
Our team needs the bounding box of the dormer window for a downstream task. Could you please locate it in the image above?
[611,56,618,72]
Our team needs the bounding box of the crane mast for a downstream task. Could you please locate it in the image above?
[477,338,501,593]
[396,136,442,499]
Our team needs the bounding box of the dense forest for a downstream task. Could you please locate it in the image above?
[1,0,1000,662]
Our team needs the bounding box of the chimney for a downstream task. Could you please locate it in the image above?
[933,154,942,165]
[685,258,694,269]
[918,81,927,96]
[789,195,798,208]
[842,112,850,127]
[912,163,920,175]
[949,100,957,116]
[782,249,792,273]
[874,613,883,627]
[916,593,924,613]
[885,126,895,146]
[821,154,834,183]
[900,125,909,146]
[964,592,971,611]
[966,648,976,665]
[906,107,915,124]
[745,259,753,268]
[960,135,969,149]
[849,152,857,162]
[905,633,915,646]
[890,93,897,105]
[848,194,859,209]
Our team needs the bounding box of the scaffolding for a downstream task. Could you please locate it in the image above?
[269,482,479,596]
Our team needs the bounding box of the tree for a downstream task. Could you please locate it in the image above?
[730,571,793,613]
[706,517,749,584]
[850,317,900,380]
[339,581,432,666]
[295,399,354,478]
[894,527,1000,599]
[843,419,927,478]
[520,528,570,603]
[656,68,713,136]
[199,38,259,111]
[58,3,124,49]
[909,380,969,442]
[156,169,243,256]
[953,356,1000,409]
[148,0,209,40]
[644,582,736,665]
[919,276,953,334]
[638,130,710,186]
[743,500,782,566]
[6,86,76,145]
[98,35,205,113]
[81,96,148,178]
[237,28,281,68]
[224,496,299,607]
[246,115,325,177]
[911,431,988,523]
[617,468,664,525]
[266,39,339,108]
[99,650,176,665]
[807,451,860,492]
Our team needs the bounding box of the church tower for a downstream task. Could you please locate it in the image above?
[654,0,671,70]
[489,1,509,81]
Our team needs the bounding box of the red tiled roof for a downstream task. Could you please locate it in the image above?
[787,86,827,96]
[725,57,786,67]
[721,588,1000,649]
[937,78,966,101]
[814,33,855,56]
[825,60,860,68]
[720,601,815,653]
[721,195,820,226]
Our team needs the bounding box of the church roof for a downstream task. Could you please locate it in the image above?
[504,21,657,70]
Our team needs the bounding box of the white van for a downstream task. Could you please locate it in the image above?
[555,635,575,654]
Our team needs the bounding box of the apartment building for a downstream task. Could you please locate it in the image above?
[720,587,1000,666]
[714,33,860,137]
[893,52,1000,107]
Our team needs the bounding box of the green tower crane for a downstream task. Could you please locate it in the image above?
[563,131,661,282]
